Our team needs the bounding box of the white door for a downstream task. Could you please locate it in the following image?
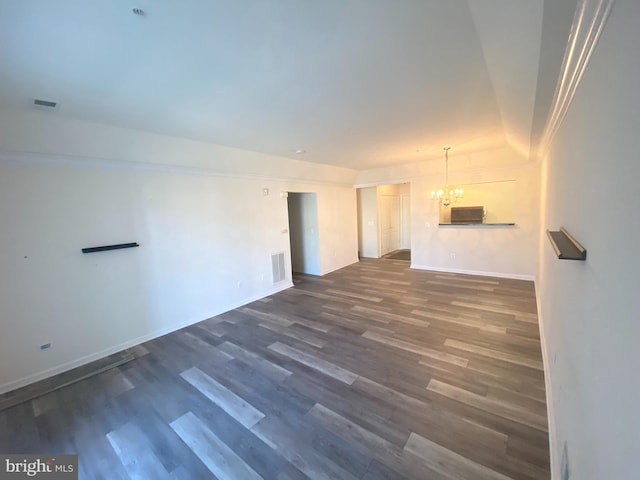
[379,195,401,256]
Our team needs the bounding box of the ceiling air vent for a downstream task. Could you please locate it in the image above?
[33,99,57,108]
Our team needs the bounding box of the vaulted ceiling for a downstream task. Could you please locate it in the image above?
[0,0,576,170]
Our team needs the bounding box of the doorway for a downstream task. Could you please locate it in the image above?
[287,192,321,275]
[356,183,411,259]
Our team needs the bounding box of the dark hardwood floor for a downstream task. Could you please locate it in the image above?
[0,259,550,479]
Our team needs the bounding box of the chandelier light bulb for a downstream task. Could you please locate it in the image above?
[431,146,463,206]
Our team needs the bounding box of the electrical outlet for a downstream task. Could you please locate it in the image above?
[561,442,570,480]
[450,253,456,260]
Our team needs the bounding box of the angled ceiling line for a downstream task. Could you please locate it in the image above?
[465,0,545,159]
[538,0,616,157]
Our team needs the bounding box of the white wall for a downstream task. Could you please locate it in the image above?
[316,186,359,275]
[288,193,320,275]
[354,145,531,186]
[0,112,358,393]
[0,109,357,185]
[537,1,640,478]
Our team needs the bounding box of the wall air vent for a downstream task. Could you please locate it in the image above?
[33,99,57,108]
[271,252,286,284]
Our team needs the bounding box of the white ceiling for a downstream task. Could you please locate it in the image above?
[0,0,566,170]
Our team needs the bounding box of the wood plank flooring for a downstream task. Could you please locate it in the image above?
[0,259,550,479]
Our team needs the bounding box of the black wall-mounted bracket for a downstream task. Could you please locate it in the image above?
[546,228,586,260]
[82,243,140,254]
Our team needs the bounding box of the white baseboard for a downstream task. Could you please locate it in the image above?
[0,282,293,395]
[535,282,558,480]
[410,264,535,281]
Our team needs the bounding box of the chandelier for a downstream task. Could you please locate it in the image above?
[431,146,463,207]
